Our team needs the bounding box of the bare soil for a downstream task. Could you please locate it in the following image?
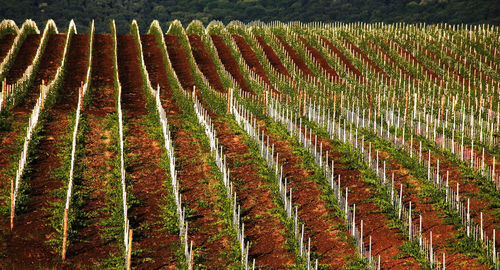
[187,34,225,93]
[275,35,315,79]
[6,34,41,84]
[164,34,195,91]
[0,34,15,63]
[365,39,418,83]
[65,34,121,268]
[254,35,290,77]
[1,33,72,268]
[385,38,442,84]
[117,34,180,269]
[210,34,253,94]
[359,139,487,269]
[405,137,500,249]
[255,121,361,269]
[0,34,65,209]
[192,93,297,267]
[298,36,340,82]
[342,37,391,84]
[321,37,364,83]
[231,34,279,95]
[162,33,239,268]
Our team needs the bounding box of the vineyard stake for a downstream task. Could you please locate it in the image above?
[10,175,14,230]
[62,208,68,260]
[126,229,133,270]
[2,78,5,107]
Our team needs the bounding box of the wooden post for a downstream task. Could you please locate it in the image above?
[263,91,267,115]
[190,249,194,269]
[40,80,45,108]
[368,92,372,119]
[2,78,6,107]
[192,86,196,103]
[10,176,14,230]
[126,229,133,270]
[227,88,232,114]
[62,208,68,260]
[303,91,307,117]
[298,90,302,117]
[440,95,445,121]
[79,86,83,109]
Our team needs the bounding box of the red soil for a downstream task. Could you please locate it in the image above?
[405,137,500,249]
[140,35,172,96]
[0,33,65,210]
[164,34,195,91]
[1,33,74,268]
[442,45,495,85]
[61,35,89,106]
[6,34,41,84]
[86,34,116,116]
[140,34,179,115]
[160,34,239,267]
[255,121,360,268]
[365,39,418,83]
[292,128,419,269]
[210,34,253,94]
[254,35,290,77]
[0,34,15,62]
[321,37,364,83]
[191,93,297,267]
[416,41,471,86]
[385,38,442,84]
[342,37,391,85]
[65,34,120,267]
[297,36,340,82]
[275,35,314,79]
[231,34,279,95]
[117,34,180,269]
[360,140,486,269]
[187,34,225,93]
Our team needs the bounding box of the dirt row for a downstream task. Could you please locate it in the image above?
[274,35,315,79]
[320,37,364,83]
[64,34,121,268]
[0,34,65,211]
[223,31,412,268]
[231,34,279,95]
[258,120,365,268]
[237,33,474,268]
[357,135,486,269]
[415,41,471,86]
[365,39,418,83]
[342,37,391,84]
[254,35,291,78]
[308,33,497,265]
[187,34,225,93]
[443,44,496,85]
[6,34,41,84]
[383,37,443,84]
[0,34,15,63]
[117,34,180,269]
[1,33,72,268]
[403,136,500,248]
[274,120,420,269]
[209,34,253,94]
[297,36,340,82]
[164,34,195,91]
[161,33,239,268]
[186,32,298,268]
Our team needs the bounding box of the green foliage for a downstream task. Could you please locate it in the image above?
[2,1,498,34]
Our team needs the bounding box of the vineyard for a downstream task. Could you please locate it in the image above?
[0,18,498,269]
